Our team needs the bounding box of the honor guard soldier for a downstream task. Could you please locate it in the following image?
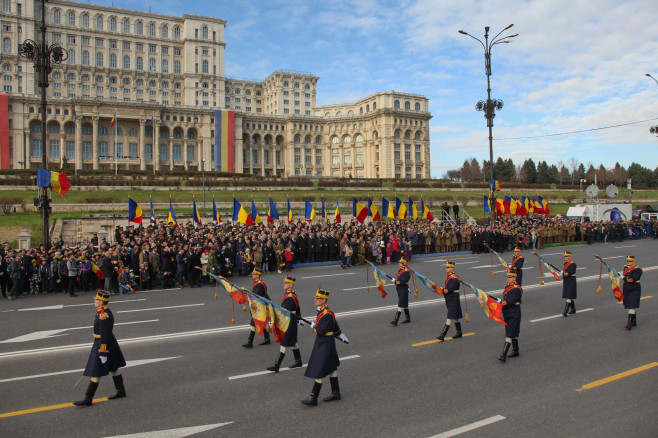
[622,255,642,330]
[499,271,523,362]
[301,288,349,406]
[267,276,304,372]
[562,251,577,316]
[242,268,271,348]
[391,257,411,326]
[436,260,463,341]
[74,290,127,406]
[510,247,524,286]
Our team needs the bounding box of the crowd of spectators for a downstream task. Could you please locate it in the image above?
[1,214,656,301]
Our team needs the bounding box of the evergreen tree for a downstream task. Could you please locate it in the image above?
[520,158,537,183]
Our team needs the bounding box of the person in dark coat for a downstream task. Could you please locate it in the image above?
[622,254,642,330]
[73,290,127,406]
[437,260,463,341]
[266,276,303,372]
[302,288,348,406]
[499,271,523,362]
[242,268,271,348]
[561,251,577,317]
[390,257,411,326]
[510,247,524,286]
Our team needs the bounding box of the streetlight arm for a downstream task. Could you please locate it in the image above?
[458,30,486,51]
[490,24,514,45]
[646,73,658,86]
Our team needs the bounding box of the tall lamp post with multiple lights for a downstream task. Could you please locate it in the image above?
[202,158,206,208]
[647,74,658,137]
[459,24,518,222]
[18,0,67,250]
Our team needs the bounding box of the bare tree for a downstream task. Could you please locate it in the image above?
[567,157,579,185]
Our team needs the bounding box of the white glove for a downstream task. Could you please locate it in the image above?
[298,320,305,327]
[310,322,316,329]
[99,356,107,364]
[338,333,349,344]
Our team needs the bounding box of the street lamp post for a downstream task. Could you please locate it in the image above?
[579,178,587,200]
[459,25,518,223]
[202,158,206,209]
[18,0,67,250]
[647,74,658,138]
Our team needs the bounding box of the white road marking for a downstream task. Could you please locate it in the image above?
[0,357,180,383]
[530,308,594,322]
[422,259,447,263]
[603,255,626,259]
[343,284,394,291]
[614,245,636,249]
[117,304,204,313]
[102,422,233,438]
[428,415,506,438]
[17,298,147,312]
[0,319,159,343]
[228,355,360,380]
[541,252,566,256]
[301,273,355,279]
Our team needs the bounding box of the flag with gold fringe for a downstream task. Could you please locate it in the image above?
[462,280,506,325]
[594,255,624,302]
[365,260,388,299]
[408,267,444,296]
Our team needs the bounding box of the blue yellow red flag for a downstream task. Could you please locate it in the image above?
[128,197,143,224]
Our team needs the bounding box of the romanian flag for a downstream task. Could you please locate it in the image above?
[247,292,271,337]
[421,197,434,221]
[368,198,381,221]
[305,198,316,222]
[287,197,293,223]
[503,196,511,215]
[409,267,443,295]
[167,196,177,226]
[495,198,505,216]
[321,197,327,222]
[382,197,396,219]
[213,273,249,304]
[267,300,292,344]
[250,198,262,224]
[533,197,544,215]
[517,197,528,216]
[353,197,368,223]
[484,195,491,213]
[121,284,136,294]
[596,256,624,302]
[232,198,254,225]
[509,196,518,215]
[212,197,222,223]
[92,263,105,280]
[489,179,502,192]
[37,168,72,195]
[128,197,143,224]
[462,280,506,325]
[149,195,156,224]
[539,196,550,215]
[214,109,235,172]
[408,197,418,220]
[334,197,341,223]
[192,196,202,225]
[396,196,407,220]
[268,197,279,223]
[110,112,116,128]
[366,260,388,299]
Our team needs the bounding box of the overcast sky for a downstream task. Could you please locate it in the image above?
[96,0,658,178]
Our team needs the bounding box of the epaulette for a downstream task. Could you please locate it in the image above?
[99,310,109,320]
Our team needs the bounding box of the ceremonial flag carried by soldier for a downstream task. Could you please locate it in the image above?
[594,255,624,302]
[532,252,561,283]
[462,280,506,325]
[409,267,443,295]
[365,260,388,298]
[485,243,509,275]
[267,300,292,344]
[214,274,249,304]
[246,291,271,337]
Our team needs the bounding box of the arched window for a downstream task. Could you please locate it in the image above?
[304,135,311,144]
[343,135,351,143]
[347,110,354,116]
[67,11,75,26]
[96,52,103,67]
[136,56,143,71]
[187,130,196,139]
[53,9,61,25]
[415,102,421,111]
[109,54,117,68]
[161,59,168,73]
[359,107,363,114]
[331,136,339,144]
[283,81,289,87]
[67,73,75,80]
[2,37,11,54]
[161,24,168,38]
[48,124,60,133]
[82,51,89,65]
[67,50,75,64]
[149,57,156,72]
[394,100,400,109]
[109,17,117,32]
[355,134,363,142]
[404,101,410,110]
[116,127,123,136]
[81,13,89,28]
[122,19,130,33]
[415,132,421,140]
[202,26,208,39]
[202,60,208,74]
[129,128,138,136]
[394,130,401,139]
[149,80,156,87]
[315,136,322,144]
[366,104,370,112]
[99,126,108,135]
[173,26,181,40]
[173,129,182,139]
[122,77,130,85]
[31,124,42,133]
[174,61,181,74]
[294,135,301,143]
[135,79,143,86]
[82,124,93,135]
[123,55,130,69]
[136,21,143,35]
[65,124,75,134]
[404,131,411,139]
[148,22,156,36]
[161,82,168,88]
[95,15,103,30]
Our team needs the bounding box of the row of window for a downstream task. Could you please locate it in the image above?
[30,123,197,139]
[30,141,199,162]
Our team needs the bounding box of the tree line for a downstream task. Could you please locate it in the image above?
[444,157,658,188]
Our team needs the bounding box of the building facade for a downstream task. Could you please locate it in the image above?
[0,0,432,178]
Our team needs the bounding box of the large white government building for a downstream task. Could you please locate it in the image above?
[0,0,432,179]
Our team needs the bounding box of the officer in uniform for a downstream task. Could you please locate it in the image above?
[436,260,463,341]
[622,255,642,330]
[562,250,577,316]
[267,276,303,372]
[301,288,349,406]
[74,290,127,406]
[510,247,524,286]
[242,268,271,348]
[390,257,411,326]
[499,271,522,362]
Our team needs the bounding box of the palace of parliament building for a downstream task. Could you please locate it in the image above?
[0,0,432,179]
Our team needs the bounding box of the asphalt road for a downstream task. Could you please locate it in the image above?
[1,240,657,438]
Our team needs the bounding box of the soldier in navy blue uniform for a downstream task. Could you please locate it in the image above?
[510,247,524,286]
[74,290,127,406]
[561,250,577,316]
[499,271,523,362]
[301,288,348,406]
[622,255,642,330]
[390,258,411,326]
[242,268,271,347]
[436,260,463,341]
[267,276,303,372]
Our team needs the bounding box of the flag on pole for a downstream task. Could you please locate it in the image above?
[212,197,222,223]
[462,280,506,325]
[92,263,105,280]
[232,197,254,225]
[37,168,72,195]
[489,179,502,192]
[110,112,116,128]
[365,260,388,298]
[420,197,434,221]
[167,196,177,226]
[213,274,249,304]
[128,197,143,224]
[382,197,396,219]
[267,300,292,344]
[149,195,156,224]
[395,196,407,219]
[595,256,624,302]
[368,198,381,221]
[321,196,327,222]
[484,195,491,213]
[73,110,77,125]
[353,197,368,223]
[304,197,316,222]
[334,197,341,223]
[250,198,262,224]
[192,196,202,225]
[409,267,444,295]
[287,197,293,223]
[268,197,279,223]
[408,197,418,220]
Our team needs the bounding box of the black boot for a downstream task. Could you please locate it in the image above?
[562,302,570,317]
[267,352,285,373]
[625,314,633,330]
[402,308,411,324]
[436,324,450,341]
[73,380,99,406]
[289,348,303,369]
[108,374,126,400]
[301,381,322,406]
[453,322,462,339]
[632,313,637,327]
[498,341,511,362]
[259,331,271,345]
[242,331,255,348]
[390,311,401,326]
[569,301,576,314]
[323,377,341,402]
[507,339,520,358]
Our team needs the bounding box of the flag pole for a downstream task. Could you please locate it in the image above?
[114,112,118,175]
